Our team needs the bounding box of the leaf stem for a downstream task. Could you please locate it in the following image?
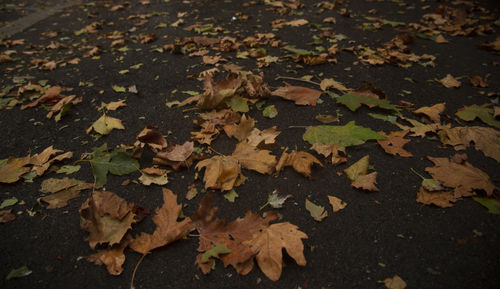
[259,202,269,211]
[130,254,146,289]
[410,168,425,180]
[275,75,321,87]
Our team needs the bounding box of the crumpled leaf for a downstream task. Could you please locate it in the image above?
[136,125,168,150]
[383,275,407,289]
[377,131,413,157]
[29,146,73,176]
[319,78,350,93]
[195,155,244,191]
[39,177,94,209]
[315,114,339,124]
[272,84,322,106]
[138,167,169,186]
[197,72,242,109]
[439,74,461,88]
[425,155,496,198]
[244,222,308,281]
[413,103,445,123]
[231,142,276,174]
[438,126,500,163]
[87,114,125,135]
[157,141,194,162]
[303,121,385,147]
[246,126,280,147]
[263,190,292,209]
[455,104,500,129]
[276,149,323,178]
[469,75,488,88]
[223,114,255,142]
[305,199,328,221]
[130,189,193,254]
[328,195,347,212]
[344,155,378,191]
[86,237,129,275]
[80,190,136,249]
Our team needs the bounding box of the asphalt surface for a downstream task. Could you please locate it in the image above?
[0,0,499,288]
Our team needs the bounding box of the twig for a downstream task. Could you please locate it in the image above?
[130,254,146,289]
[410,168,425,180]
[182,107,199,113]
[275,75,321,87]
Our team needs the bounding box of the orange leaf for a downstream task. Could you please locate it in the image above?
[377,131,413,157]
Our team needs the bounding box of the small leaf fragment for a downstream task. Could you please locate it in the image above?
[305,199,328,221]
[224,190,239,203]
[263,105,278,118]
[6,265,32,280]
[328,195,347,212]
[473,197,500,214]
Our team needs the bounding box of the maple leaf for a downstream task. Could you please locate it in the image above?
[305,199,328,221]
[195,155,244,191]
[416,187,456,208]
[272,84,322,105]
[223,114,255,142]
[310,143,346,165]
[439,74,461,88]
[261,190,292,209]
[88,144,139,186]
[86,237,130,275]
[413,103,445,123]
[197,72,242,109]
[244,222,308,281]
[130,189,193,254]
[87,114,125,135]
[328,195,347,212]
[276,149,323,178]
[394,116,442,138]
[245,126,280,147]
[425,155,496,198]
[191,122,220,145]
[455,104,500,129]
[231,142,276,174]
[29,146,73,176]
[0,155,31,183]
[377,131,413,157]
[192,194,278,274]
[344,155,378,191]
[303,121,385,147]
[39,177,93,209]
[438,126,500,163]
[337,89,399,112]
[80,190,136,249]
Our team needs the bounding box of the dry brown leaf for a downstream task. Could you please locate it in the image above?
[438,126,500,163]
[86,237,130,275]
[244,222,308,281]
[39,177,93,209]
[276,149,323,178]
[195,156,244,191]
[383,275,407,289]
[310,143,346,166]
[439,74,461,88]
[79,190,136,249]
[377,131,413,157]
[20,86,62,110]
[286,19,309,27]
[413,103,445,123]
[416,187,456,208]
[191,122,219,145]
[203,55,221,65]
[425,155,496,198]
[272,84,322,106]
[46,95,82,119]
[30,146,73,176]
[319,78,350,93]
[157,141,194,162]
[328,195,347,212]
[231,142,276,174]
[245,126,280,147]
[469,75,487,88]
[344,155,378,191]
[105,100,127,111]
[0,156,31,183]
[136,125,167,150]
[138,167,169,186]
[130,189,193,254]
[223,114,255,142]
[0,209,15,223]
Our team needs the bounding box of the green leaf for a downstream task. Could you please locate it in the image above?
[382,20,405,27]
[6,265,32,280]
[22,171,37,183]
[54,102,72,122]
[473,198,500,215]
[344,155,369,181]
[456,104,500,129]
[89,144,139,186]
[228,96,249,113]
[368,113,397,124]
[130,63,143,70]
[263,105,278,118]
[337,92,399,112]
[181,90,199,96]
[284,45,314,56]
[56,165,81,175]
[119,70,129,75]
[200,243,232,263]
[303,121,385,147]
[223,189,238,203]
[0,197,18,209]
[112,85,126,93]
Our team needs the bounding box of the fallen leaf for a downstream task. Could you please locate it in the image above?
[246,127,280,147]
[328,195,347,212]
[264,190,292,209]
[473,197,500,214]
[0,209,15,223]
[56,165,81,175]
[87,114,125,135]
[200,243,232,263]
[319,78,350,93]
[263,105,278,118]
[377,131,413,157]
[276,149,323,178]
[231,142,276,174]
[303,121,385,147]
[80,190,136,249]
[130,189,193,254]
[138,167,169,186]
[310,143,346,165]
[86,238,129,275]
[383,275,407,289]
[88,144,139,186]
[112,85,126,93]
[438,126,500,163]
[469,75,487,88]
[305,199,328,221]
[416,186,456,208]
[157,141,194,162]
[5,265,32,280]
[439,74,461,88]
[344,155,378,191]
[195,155,244,191]
[425,155,496,198]
[272,84,322,106]
[413,103,445,123]
[224,190,239,202]
[105,100,127,110]
[39,177,94,209]
[455,104,500,129]
[0,156,31,183]
[136,125,168,150]
[286,19,309,27]
[223,114,255,142]
[315,114,339,124]
[0,197,18,209]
